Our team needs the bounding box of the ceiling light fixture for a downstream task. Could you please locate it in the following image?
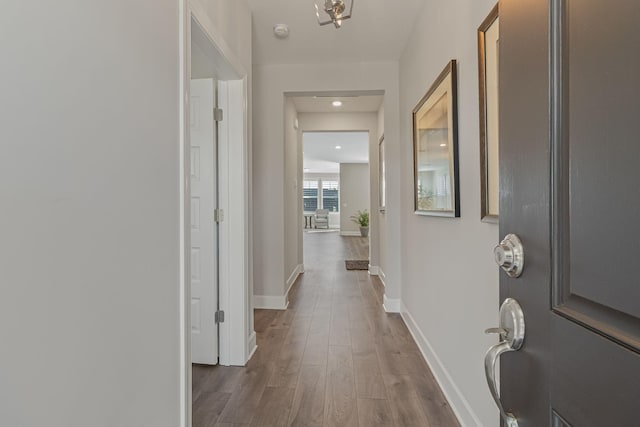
[335,145,342,149]
[440,143,447,147]
[332,100,343,107]
[315,0,354,29]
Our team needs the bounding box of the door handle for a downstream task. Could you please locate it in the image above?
[484,298,525,427]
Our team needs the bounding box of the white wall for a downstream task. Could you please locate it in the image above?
[0,2,181,426]
[398,0,500,425]
[192,0,252,72]
[339,164,371,234]
[0,1,253,425]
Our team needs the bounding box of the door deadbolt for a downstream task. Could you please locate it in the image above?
[494,234,524,278]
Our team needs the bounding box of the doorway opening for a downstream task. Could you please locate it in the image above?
[281,92,384,290]
[302,131,369,235]
[181,10,254,426]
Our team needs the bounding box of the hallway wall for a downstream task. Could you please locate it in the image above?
[339,163,370,235]
[0,2,182,426]
[398,0,500,425]
[0,2,252,426]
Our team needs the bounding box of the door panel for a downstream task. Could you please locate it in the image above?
[551,316,640,426]
[550,0,640,350]
[500,0,640,425]
[190,78,218,365]
[499,0,551,425]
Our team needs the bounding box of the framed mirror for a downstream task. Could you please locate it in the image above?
[412,60,460,217]
[478,4,500,221]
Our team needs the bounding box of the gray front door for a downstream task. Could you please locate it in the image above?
[498,0,640,425]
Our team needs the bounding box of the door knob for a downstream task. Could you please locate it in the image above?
[484,298,525,427]
[494,234,524,277]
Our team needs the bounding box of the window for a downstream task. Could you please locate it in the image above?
[303,180,318,212]
[322,180,339,212]
[302,178,340,212]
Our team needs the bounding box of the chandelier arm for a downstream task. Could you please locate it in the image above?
[314,0,353,27]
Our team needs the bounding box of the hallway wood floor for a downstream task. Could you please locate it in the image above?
[192,232,459,426]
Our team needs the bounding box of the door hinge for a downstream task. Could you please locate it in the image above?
[214,208,224,223]
[215,310,225,324]
[213,108,223,122]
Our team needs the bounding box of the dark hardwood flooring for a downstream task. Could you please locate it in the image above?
[193,232,460,426]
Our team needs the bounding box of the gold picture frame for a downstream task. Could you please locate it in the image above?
[378,134,386,212]
[478,4,500,221]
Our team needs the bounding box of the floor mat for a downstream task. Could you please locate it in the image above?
[345,260,369,270]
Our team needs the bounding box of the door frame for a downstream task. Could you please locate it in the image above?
[179,1,254,425]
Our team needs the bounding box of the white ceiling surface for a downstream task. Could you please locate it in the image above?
[292,95,383,113]
[247,0,425,65]
[304,132,369,174]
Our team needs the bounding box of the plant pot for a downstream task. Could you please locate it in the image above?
[360,226,369,237]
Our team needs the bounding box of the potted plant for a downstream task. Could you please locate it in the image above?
[350,209,369,237]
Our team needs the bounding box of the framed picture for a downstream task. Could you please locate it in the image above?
[378,134,386,212]
[412,60,460,217]
[478,4,500,221]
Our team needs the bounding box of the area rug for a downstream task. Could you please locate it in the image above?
[345,260,369,271]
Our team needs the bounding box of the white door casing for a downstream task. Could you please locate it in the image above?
[190,78,218,365]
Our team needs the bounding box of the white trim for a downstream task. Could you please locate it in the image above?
[382,295,400,313]
[401,302,482,427]
[368,265,379,275]
[378,267,387,287]
[286,264,304,296]
[253,294,289,310]
[217,79,253,366]
[189,0,246,79]
[340,231,362,236]
[179,1,190,425]
[246,331,258,363]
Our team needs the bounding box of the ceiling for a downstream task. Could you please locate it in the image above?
[303,131,369,174]
[292,94,383,113]
[247,0,425,65]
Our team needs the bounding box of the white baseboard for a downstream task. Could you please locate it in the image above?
[246,331,257,364]
[340,231,361,236]
[400,302,482,427]
[378,267,386,287]
[254,264,302,311]
[286,264,304,297]
[368,265,379,275]
[253,294,289,310]
[382,294,400,313]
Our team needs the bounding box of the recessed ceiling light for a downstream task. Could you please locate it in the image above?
[332,100,343,107]
[439,143,447,147]
[335,145,342,149]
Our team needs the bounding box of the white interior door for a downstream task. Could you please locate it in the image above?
[190,78,218,365]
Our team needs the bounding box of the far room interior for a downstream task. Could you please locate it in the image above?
[302,131,369,233]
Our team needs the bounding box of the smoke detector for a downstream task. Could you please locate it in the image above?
[273,24,289,39]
